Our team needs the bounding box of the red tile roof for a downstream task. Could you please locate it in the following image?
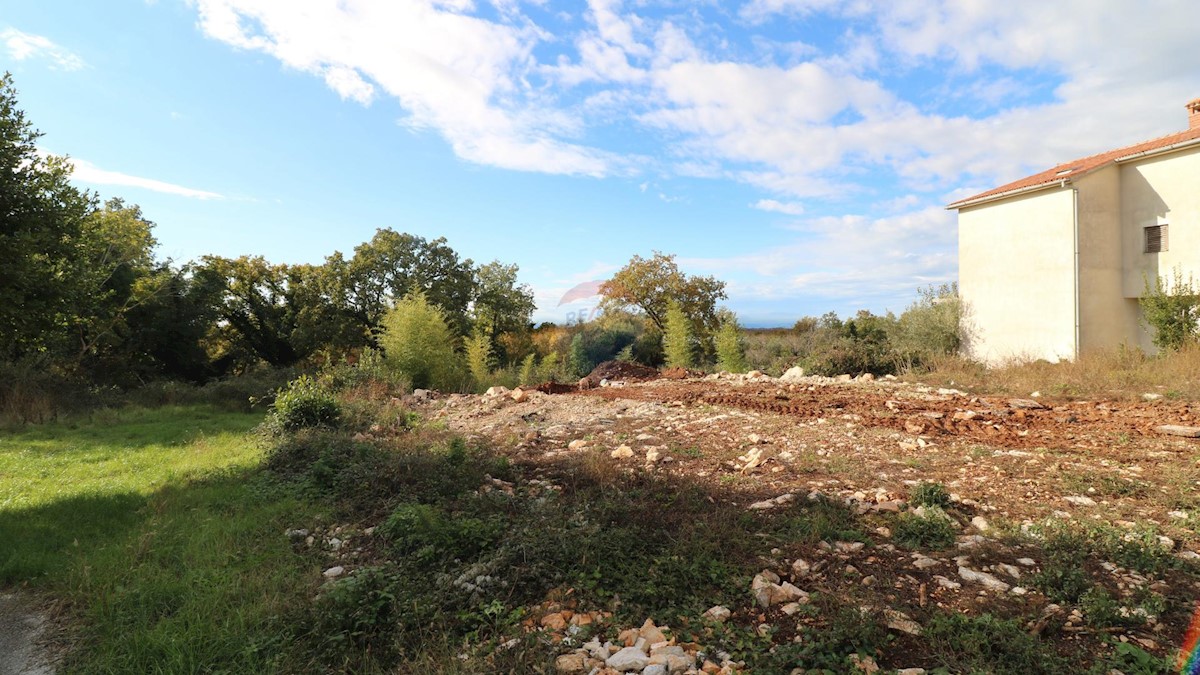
[947,125,1200,209]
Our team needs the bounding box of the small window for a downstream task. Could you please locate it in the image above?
[1145,225,1168,253]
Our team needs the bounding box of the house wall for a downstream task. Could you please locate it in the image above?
[1073,167,1143,352]
[1120,146,1200,352]
[958,187,1077,364]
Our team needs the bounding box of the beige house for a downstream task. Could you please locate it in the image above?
[948,99,1200,364]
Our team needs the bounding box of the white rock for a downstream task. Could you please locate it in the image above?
[703,605,731,623]
[958,566,1010,592]
[610,445,635,459]
[970,516,990,532]
[1064,495,1097,507]
[484,386,510,397]
[645,447,662,463]
[780,366,806,382]
[643,665,668,675]
[934,575,961,590]
[323,566,345,578]
[606,646,650,672]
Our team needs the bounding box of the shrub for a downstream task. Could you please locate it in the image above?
[269,375,340,431]
[715,311,747,373]
[465,328,495,390]
[567,334,591,378]
[663,301,696,369]
[892,283,966,370]
[518,353,537,385]
[377,292,465,391]
[1140,267,1200,351]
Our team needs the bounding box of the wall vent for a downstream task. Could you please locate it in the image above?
[1145,224,1168,253]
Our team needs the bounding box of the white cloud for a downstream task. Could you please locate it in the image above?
[67,157,224,200]
[194,0,617,177]
[684,207,957,309]
[752,199,804,215]
[2,28,86,71]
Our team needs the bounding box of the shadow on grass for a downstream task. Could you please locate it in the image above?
[1,460,326,674]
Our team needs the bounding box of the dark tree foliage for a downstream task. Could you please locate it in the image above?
[0,72,95,361]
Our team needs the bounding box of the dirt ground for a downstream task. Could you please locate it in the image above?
[431,370,1200,668]
[0,591,56,675]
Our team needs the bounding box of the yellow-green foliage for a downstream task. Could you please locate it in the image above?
[465,327,495,389]
[663,301,696,369]
[715,311,747,373]
[378,292,464,391]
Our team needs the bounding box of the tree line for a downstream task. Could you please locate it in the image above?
[0,73,535,388]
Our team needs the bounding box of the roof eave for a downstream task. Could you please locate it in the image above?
[946,179,1070,211]
[1113,135,1200,164]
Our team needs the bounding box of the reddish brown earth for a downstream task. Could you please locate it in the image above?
[431,372,1200,669]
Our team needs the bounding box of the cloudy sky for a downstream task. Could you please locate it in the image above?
[5,1,1200,325]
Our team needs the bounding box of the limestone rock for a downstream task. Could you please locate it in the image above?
[610,445,635,459]
[1157,424,1200,437]
[703,605,731,623]
[607,646,650,672]
[554,652,588,674]
[958,566,1010,592]
[780,366,806,382]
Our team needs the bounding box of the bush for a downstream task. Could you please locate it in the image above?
[377,292,465,391]
[1140,267,1200,351]
[892,283,965,370]
[269,375,340,431]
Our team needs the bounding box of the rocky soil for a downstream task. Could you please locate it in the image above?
[421,369,1200,673]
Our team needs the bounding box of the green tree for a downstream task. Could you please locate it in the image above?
[662,301,696,369]
[120,263,225,382]
[340,229,476,338]
[599,252,727,345]
[472,261,536,355]
[201,256,308,367]
[714,310,747,373]
[0,72,95,361]
[378,292,464,390]
[1141,268,1200,351]
[69,199,164,367]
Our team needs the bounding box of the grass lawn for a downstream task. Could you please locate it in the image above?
[0,405,327,672]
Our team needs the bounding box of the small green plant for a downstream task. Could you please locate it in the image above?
[269,375,341,431]
[893,508,957,550]
[910,481,951,508]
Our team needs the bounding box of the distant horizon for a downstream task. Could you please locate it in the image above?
[5,1,1198,326]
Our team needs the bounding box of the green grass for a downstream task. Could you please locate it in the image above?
[0,405,328,672]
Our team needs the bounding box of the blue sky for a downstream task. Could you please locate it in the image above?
[4,0,1199,326]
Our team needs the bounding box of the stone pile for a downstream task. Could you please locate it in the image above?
[552,618,743,674]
